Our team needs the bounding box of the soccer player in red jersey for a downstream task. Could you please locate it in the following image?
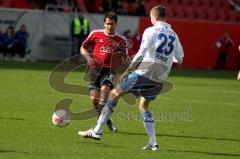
[80,11,128,131]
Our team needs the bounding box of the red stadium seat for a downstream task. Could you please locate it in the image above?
[0,0,11,8]
[173,5,185,19]
[216,9,227,21]
[144,0,162,15]
[179,0,191,7]
[128,2,138,15]
[219,0,231,10]
[195,7,207,20]
[200,0,212,8]
[171,0,181,7]
[189,0,201,8]
[78,0,87,12]
[166,5,174,18]
[205,8,217,21]
[184,6,196,19]
[210,0,221,8]
[160,0,170,6]
[227,10,239,22]
[14,0,32,9]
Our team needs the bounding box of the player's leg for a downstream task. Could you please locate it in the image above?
[79,71,138,138]
[90,89,100,108]
[93,86,124,134]
[138,77,163,150]
[99,84,118,132]
[88,68,101,110]
[99,85,111,105]
[97,70,119,131]
[78,87,123,138]
[139,97,159,150]
[93,71,140,134]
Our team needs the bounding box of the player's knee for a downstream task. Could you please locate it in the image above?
[101,85,111,92]
[90,96,99,106]
[110,89,121,99]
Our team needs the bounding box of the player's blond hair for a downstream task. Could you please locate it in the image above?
[150,5,167,20]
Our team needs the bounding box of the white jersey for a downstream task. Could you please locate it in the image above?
[133,21,184,82]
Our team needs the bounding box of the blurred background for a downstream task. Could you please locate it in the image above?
[0,0,239,70]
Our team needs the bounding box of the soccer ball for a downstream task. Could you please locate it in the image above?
[52,109,71,128]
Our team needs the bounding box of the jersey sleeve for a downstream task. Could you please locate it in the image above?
[174,35,184,64]
[140,28,151,49]
[82,31,95,49]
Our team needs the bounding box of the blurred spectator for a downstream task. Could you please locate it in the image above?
[15,24,29,62]
[135,0,147,16]
[1,26,16,61]
[215,32,234,70]
[123,30,134,57]
[70,11,90,56]
[123,30,142,58]
[131,31,142,56]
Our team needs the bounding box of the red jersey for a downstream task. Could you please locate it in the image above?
[82,29,127,69]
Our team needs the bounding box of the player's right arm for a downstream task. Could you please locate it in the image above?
[80,31,95,65]
[80,47,94,65]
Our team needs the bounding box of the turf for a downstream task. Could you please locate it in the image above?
[0,61,240,159]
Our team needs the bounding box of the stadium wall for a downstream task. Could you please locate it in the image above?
[139,18,240,70]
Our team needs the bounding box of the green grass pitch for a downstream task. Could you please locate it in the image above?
[0,62,240,159]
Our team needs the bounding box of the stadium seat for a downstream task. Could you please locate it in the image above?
[144,0,161,15]
[210,0,221,8]
[205,8,217,21]
[184,7,196,19]
[220,0,231,10]
[173,6,185,19]
[166,6,174,18]
[128,2,138,15]
[171,0,181,7]
[160,0,170,6]
[78,0,87,12]
[14,0,32,9]
[227,10,239,22]
[195,7,207,20]
[0,0,11,8]
[189,0,201,8]
[216,9,227,21]
[179,0,191,7]
[200,0,212,8]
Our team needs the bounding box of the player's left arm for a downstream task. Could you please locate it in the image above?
[173,35,184,64]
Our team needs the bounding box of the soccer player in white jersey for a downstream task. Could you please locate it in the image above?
[78,5,184,151]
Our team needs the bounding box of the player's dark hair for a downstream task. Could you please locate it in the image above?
[151,5,167,20]
[104,11,118,23]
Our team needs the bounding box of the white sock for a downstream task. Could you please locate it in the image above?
[143,121,157,146]
[94,106,112,134]
[142,111,157,146]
